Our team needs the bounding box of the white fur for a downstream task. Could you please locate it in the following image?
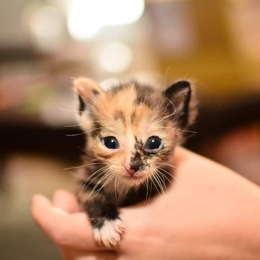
[93,219,125,248]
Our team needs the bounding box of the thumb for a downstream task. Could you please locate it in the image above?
[52,189,81,213]
[31,194,67,236]
[31,194,104,251]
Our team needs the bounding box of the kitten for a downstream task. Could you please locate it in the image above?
[73,77,197,248]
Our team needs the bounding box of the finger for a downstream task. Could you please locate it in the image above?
[31,194,105,251]
[31,194,67,232]
[52,189,81,213]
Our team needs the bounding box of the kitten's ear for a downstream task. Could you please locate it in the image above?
[164,80,196,128]
[73,77,104,113]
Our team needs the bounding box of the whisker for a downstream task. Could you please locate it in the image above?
[76,165,110,200]
[89,169,115,199]
[77,173,104,202]
[67,132,86,137]
[156,168,175,185]
[176,129,197,134]
[164,66,170,90]
[120,181,127,196]
[64,123,82,128]
[153,110,177,125]
[153,164,178,183]
[66,127,102,137]
[148,179,153,203]
[124,181,131,197]
[114,174,121,201]
[77,146,96,158]
[150,175,161,196]
[57,107,111,126]
[82,165,110,184]
[63,162,104,171]
[155,170,167,190]
[57,106,83,113]
[154,125,197,135]
[153,172,165,195]
[144,177,149,205]
[154,162,179,171]
[84,172,112,203]
[114,175,118,201]
[96,173,115,196]
[87,111,111,122]
[165,97,177,115]
[144,179,153,206]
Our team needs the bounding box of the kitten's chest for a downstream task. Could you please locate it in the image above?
[104,178,130,205]
[104,178,159,207]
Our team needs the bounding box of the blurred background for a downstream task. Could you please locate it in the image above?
[0,0,260,259]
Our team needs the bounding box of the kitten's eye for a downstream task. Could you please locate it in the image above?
[145,136,162,150]
[103,136,119,149]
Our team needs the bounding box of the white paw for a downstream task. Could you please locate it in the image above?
[93,219,125,248]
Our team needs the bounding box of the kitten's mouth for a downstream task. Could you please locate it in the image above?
[121,167,146,183]
[124,175,143,179]
[122,173,144,181]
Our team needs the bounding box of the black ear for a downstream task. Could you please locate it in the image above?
[164,80,194,128]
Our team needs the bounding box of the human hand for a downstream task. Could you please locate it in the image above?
[31,147,260,260]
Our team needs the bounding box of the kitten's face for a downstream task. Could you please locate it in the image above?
[91,84,176,185]
[75,78,196,187]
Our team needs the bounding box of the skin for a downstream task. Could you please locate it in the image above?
[31,147,260,260]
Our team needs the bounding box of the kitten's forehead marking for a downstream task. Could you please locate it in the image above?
[98,84,137,124]
[94,82,175,155]
[114,110,126,126]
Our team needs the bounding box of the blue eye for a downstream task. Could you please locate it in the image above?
[103,136,119,149]
[145,136,162,150]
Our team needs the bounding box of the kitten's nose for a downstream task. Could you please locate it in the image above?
[130,157,143,172]
[126,168,135,176]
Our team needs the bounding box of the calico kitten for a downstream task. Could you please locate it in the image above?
[73,77,197,247]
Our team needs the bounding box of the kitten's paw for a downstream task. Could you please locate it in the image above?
[93,219,125,248]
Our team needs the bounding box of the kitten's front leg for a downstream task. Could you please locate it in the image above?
[81,193,125,248]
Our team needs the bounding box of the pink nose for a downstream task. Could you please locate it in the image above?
[126,169,135,177]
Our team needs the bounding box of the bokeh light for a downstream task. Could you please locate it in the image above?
[24,5,66,53]
[67,0,145,41]
[98,42,132,73]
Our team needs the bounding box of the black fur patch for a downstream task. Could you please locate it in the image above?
[109,82,126,96]
[164,81,191,128]
[92,89,99,95]
[134,84,155,108]
[134,136,144,151]
[78,95,85,114]
[130,152,144,172]
[84,195,120,229]
[81,179,103,193]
